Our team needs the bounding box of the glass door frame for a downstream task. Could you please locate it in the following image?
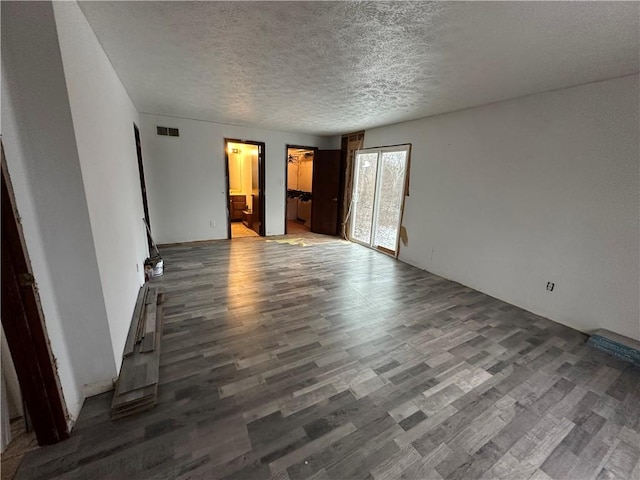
[349,144,411,258]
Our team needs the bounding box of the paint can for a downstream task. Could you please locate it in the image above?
[152,259,164,277]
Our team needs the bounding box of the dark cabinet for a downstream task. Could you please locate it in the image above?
[242,210,254,229]
[229,195,245,221]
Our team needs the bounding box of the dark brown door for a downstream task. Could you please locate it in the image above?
[311,150,342,236]
[1,143,69,445]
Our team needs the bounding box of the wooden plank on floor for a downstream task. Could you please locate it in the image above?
[145,286,157,305]
[140,308,157,352]
[123,285,148,357]
[135,289,150,344]
[111,297,164,419]
[141,288,161,352]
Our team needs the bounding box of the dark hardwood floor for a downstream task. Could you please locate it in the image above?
[15,234,640,480]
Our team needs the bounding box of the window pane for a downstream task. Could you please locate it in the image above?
[372,150,407,251]
[351,152,379,244]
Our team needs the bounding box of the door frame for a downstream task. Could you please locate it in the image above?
[284,145,318,234]
[1,140,69,445]
[224,138,266,238]
[133,124,152,250]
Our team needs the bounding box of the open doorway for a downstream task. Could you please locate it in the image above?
[285,146,316,234]
[225,139,265,238]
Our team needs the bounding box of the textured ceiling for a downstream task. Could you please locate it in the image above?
[78,1,639,135]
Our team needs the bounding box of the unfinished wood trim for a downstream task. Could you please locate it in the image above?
[134,124,153,250]
[0,140,69,445]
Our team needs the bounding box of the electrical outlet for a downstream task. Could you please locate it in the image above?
[210,220,216,228]
[136,263,139,272]
[546,282,555,292]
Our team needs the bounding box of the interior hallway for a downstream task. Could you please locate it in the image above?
[15,235,640,480]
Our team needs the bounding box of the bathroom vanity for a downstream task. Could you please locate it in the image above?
[242,210,254,229]
[229,194,246,221]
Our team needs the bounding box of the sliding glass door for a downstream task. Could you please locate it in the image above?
[350,145,410,256]
[351,152,379,244]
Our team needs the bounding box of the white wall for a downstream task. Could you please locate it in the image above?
[1,1,116,421]
[364,75,640,340]
[140,114,338,243]
[228,151,242,192]
[53,1,148,368]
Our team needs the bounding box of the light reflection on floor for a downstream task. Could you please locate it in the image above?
[231,222,259,238]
